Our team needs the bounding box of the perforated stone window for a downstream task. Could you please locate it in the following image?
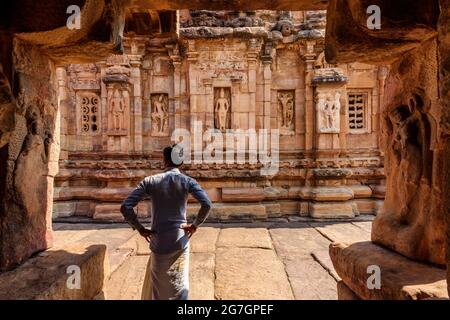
[77,92,100,134]
[348,92,368,132]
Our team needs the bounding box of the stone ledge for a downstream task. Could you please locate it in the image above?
[0,244,108,300]
[93,203,149,221]
[299,187,354,201]
[309,202,356,219]
[330,242,449,300]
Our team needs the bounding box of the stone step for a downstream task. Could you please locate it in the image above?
[0,245,108,300]
[330,241,449,300]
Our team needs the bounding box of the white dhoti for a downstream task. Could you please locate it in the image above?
[148,245,189,300]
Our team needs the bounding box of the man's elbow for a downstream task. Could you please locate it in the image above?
[202,200,212,211]
[120,202,128,215]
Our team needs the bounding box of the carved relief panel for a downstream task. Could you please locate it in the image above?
[151,93,169,136]
[76,92,100,134]
[68,64,100,90]
[214,87,231,131]
[316,91,342,133]
[277,90,295,135]
[107,84,130,136]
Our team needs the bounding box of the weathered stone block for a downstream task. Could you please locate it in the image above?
[354,199,377,215]
[330,242,448,300]
[264,202,281,217]
[310,187,354,201]
[213,203,267,220]
[0,245,108,300]
[53,201,76,218]
[93,202,149,221]
[221,188,265,202]
[309,202,356,219]
[279,200,300,215]
[347,185,372,198]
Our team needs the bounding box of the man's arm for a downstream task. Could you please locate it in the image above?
[120,178,150,232]
[188,178,212,228]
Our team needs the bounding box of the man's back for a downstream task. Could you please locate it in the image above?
[121,167,212,254]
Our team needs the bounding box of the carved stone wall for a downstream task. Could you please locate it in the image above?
[0,39,59,271]
[54,10,384,222]
[372,39,445,265]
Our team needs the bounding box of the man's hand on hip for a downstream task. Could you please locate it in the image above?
[181,223,197,238]
[138,227,154,243]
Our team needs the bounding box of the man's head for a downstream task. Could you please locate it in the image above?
[163,145,184,168]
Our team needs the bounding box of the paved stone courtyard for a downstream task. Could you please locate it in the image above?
[53,218,373,300]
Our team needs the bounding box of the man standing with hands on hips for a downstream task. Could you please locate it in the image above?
[121,144,212,300]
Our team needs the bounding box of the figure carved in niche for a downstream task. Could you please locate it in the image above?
[388,94,433,215]
[214,88,231,131]
[107,86,129,134]
[277,91,295,133]
[151,93,169,135]
[317,91,341,133]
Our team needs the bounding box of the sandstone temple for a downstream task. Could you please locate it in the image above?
[0,0,449,301]
[53,10,386,222]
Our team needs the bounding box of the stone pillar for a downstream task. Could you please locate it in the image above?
[129,55,143,153]
[247,44,259,131]
[303,41,316,152]
[261,43,273,131]
[169,45,182,131]
[56,67,68,160]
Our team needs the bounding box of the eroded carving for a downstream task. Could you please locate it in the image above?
[151,93,169,136]
[278,91,295,134]
[107,85,129,135]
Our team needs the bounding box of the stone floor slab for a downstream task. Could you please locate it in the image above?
[269,225,331,259]
[190,227,220,253]
[215,247,294,300]
[190,252,215,300]
[285,257,338,300]
[310,221,371,244]
[106,255,149,300]
[217,227,272,249]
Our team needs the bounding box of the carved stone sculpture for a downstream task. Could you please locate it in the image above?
[316,91,341,133]
[151,93,169,136]
[278,91,295,134]
[107,86,129,135]
[214,88,231,131]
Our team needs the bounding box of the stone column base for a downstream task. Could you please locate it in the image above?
[330,241,448,300]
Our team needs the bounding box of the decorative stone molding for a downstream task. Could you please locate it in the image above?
[67,64,100,90]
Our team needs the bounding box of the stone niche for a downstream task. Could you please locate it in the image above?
[150,93,169,136]
[277,90,295,135]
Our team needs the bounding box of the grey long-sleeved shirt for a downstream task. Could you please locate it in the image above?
[120,167,212,254]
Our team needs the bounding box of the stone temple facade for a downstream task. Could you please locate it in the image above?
[53,10,386,222]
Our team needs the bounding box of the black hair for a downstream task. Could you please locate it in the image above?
[163,144,184,167]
